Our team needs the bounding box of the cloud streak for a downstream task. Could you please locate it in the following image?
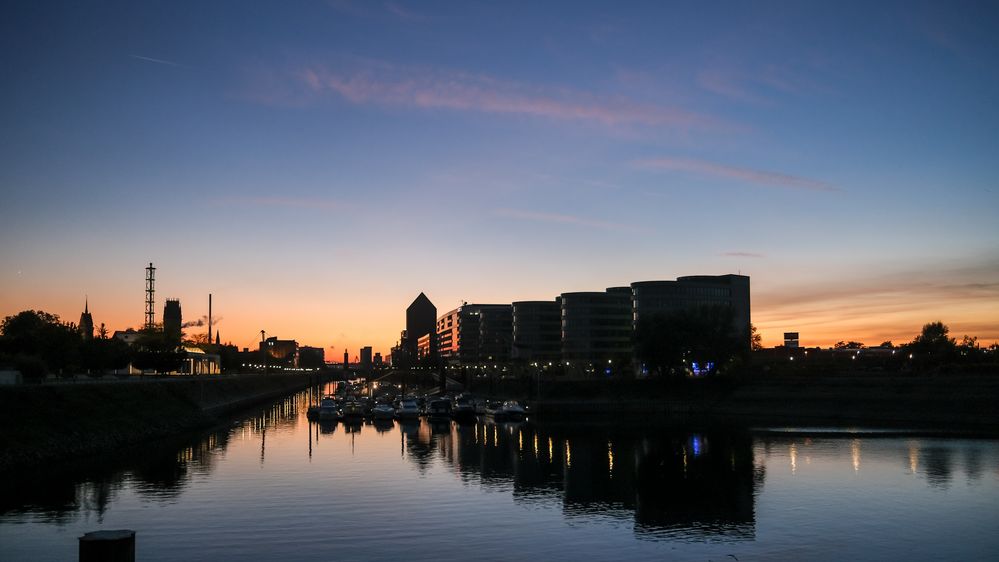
[214,196,352,211]
[130,54,186,68]
[634,156,839,192]
[494,208,646,233]
[721,251,765,258]
[296,60,728,131]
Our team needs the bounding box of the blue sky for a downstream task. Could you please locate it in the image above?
[2,1,997,353]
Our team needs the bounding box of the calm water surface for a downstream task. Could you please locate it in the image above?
[2,387,998,561]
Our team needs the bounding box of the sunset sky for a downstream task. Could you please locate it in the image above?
[2,1,997,356]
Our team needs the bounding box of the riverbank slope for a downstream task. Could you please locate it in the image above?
[0,373,322,471]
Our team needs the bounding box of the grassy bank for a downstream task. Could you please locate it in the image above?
[533,372,999,430]
[0,373,320,471]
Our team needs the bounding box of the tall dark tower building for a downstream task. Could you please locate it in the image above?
[78,298,94,341]
[406,293,437,360]
[163,299,182,342]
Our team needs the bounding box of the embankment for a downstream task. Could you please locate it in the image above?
[533,373,999,431]
[0,373,321,471]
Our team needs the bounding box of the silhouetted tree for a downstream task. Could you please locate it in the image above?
[834,341,865,350]
[750,324,763,351]
[80,337,132,375]
[0,310,81,377]
[908,321,956,360]
[635,305,742,378]
[130,328,183,374]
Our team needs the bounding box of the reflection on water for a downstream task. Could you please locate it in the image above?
[2,387,999,561]
[403,419,762,541]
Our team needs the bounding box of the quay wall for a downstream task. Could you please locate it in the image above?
[0,373,323,471]
[532,374,999,430]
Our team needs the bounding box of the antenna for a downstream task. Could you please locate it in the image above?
[208,293,212,342]
[145,262,156,329]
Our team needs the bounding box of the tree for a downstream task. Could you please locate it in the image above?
[908,321,956,359]
[750,324,763,351]
[635,305,743,378]
[130,328,184,374]
[0,310,82,376]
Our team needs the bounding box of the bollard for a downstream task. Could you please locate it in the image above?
[79,529,135,562]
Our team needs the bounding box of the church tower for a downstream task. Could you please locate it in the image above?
[79,298,94,341]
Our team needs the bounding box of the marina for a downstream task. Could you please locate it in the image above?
[2,387,998,561]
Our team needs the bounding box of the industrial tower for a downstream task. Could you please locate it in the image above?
[145,262,156,329]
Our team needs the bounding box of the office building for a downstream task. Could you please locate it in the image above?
[299,346,326,369]
[631,274,751,347]
[360,346,373,370]
[437,304,513,364]
[406,293,437,360]
[512,299,561,363]
[560,288,633,370]
[260,336,298,367]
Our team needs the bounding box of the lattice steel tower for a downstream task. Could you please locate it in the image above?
[145,262,156,329]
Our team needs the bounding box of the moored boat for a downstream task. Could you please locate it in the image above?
[451,394,477,422]
[394,397,421,419]
[339,397,365,419]
[424,397,452,420]
[484,400,525,421]
[372,402,395,420]
[307,395,340,421]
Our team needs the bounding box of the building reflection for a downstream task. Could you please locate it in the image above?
[404,420,762,542]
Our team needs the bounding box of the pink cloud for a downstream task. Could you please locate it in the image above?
[634,156,839,192]
[721,251,765,258]
[297,61,728,131]
[494,208,647,233]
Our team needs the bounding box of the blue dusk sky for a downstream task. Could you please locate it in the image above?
[1,1,997,354]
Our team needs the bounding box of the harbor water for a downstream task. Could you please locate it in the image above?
[2,387,998,561]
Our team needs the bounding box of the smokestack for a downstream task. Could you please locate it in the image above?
[208,294,212,343]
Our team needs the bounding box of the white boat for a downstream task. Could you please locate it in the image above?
[485,400,525,421]
[394,398,420,419]
[372,403,395,420]
[307,396,340,421]
[339,398,365,419]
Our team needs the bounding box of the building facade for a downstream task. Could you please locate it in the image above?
[512,299,562,363]
[437,304,513,364]
[360,346,373,370]
[405,293,437,361]
[560,288,633,372]
[163,299,182,342]
[260,337,298,367]
[631,274,751,347]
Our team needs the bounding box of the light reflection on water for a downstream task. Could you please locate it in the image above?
[1,387,998,561]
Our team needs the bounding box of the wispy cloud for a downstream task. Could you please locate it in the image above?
[129,54,187,68]
[214,196,353,211]
[721,251,765,258]
[634,156,839,192]
[294,59,729,131]
[494,208,646,233]
[384,2,426,21]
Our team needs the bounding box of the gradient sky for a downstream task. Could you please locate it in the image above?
[2,1,997,356]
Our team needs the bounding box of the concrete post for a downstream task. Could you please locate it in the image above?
[79,529,135,562]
